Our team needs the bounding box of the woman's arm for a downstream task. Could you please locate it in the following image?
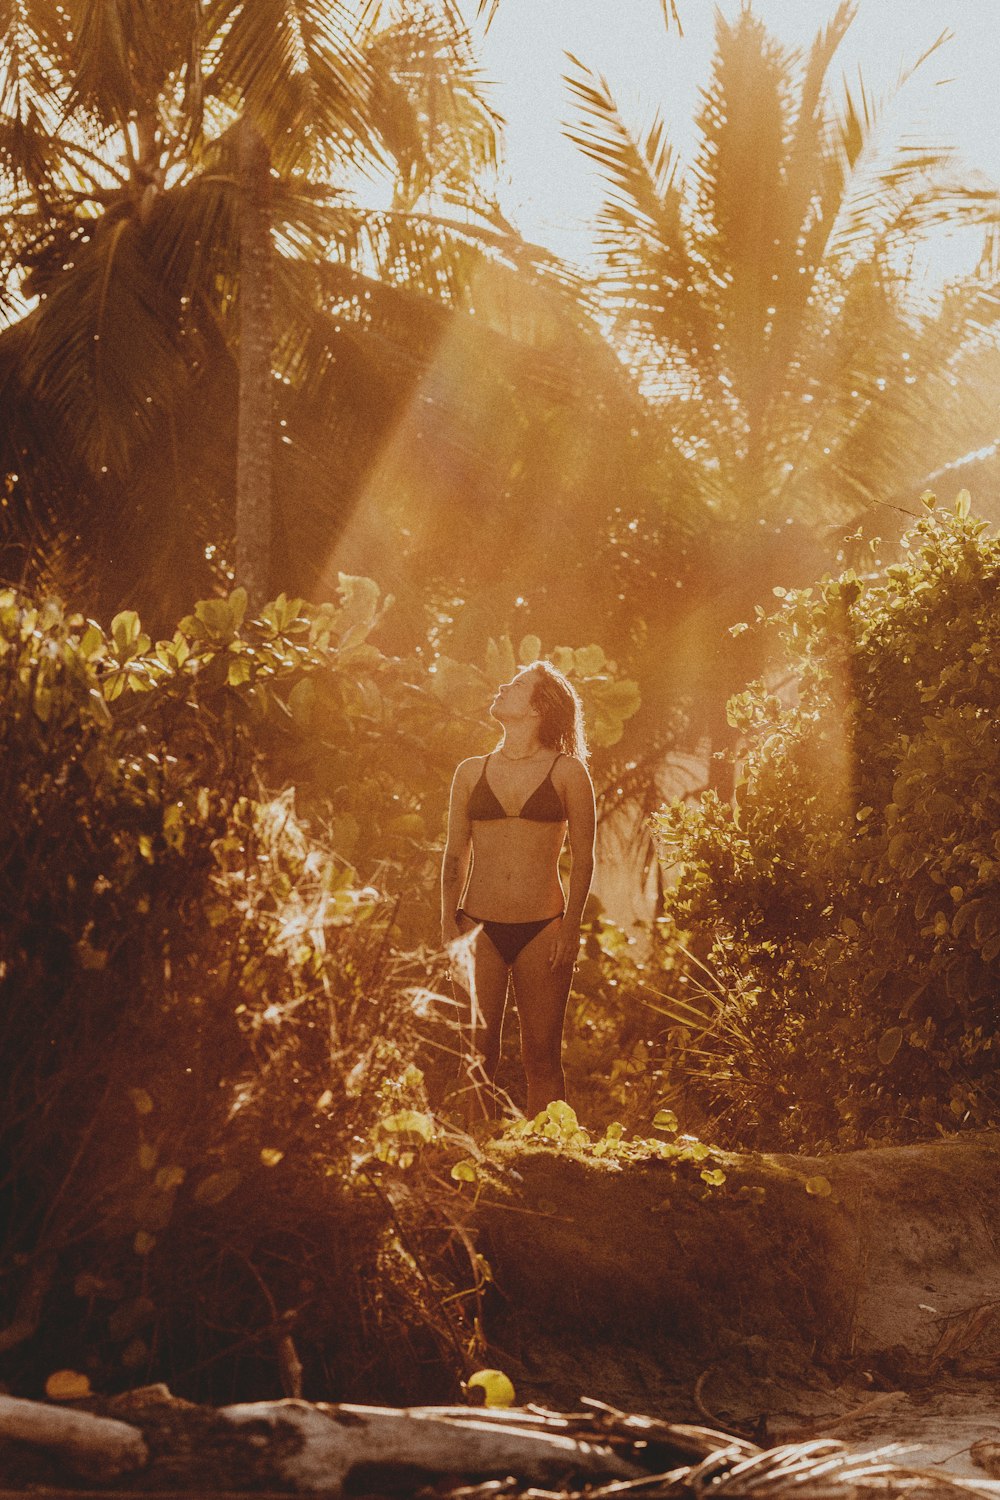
[550,758,596,970]
[441,760,475,946]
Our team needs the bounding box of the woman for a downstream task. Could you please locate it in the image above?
[441,662,596,1119]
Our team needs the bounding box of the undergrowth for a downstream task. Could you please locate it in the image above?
[653,500,1000,1150]
[0,585,485,1401]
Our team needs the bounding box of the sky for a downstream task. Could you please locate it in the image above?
[464,0,1000,284]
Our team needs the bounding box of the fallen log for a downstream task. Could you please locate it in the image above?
[0,1394,148,1480]
[218,1399,645,1493]
[4,1389,1000,1498]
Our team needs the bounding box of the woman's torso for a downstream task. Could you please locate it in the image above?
[461,752,568,921]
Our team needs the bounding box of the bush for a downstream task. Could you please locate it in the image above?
[558,912,678,1132]
[0,581,643,1397]
[0,585,483,1400]
[654,498,1000,1149]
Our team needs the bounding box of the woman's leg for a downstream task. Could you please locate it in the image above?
[511,918,573,1117]
[452,921,511,1122]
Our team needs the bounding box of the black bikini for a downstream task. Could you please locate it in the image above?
[466,752,565,824]
[458,753,566,966]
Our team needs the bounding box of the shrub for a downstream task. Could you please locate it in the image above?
[654,498,1000,1149]
[0,581,642,1397]
[0,585,478,1399]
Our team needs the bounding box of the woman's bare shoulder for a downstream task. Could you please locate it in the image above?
[554,753,593,786]
[453,754,487,783]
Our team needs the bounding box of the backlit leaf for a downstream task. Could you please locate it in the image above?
[194,1169,242,1205]
[380,1109,436,1142]
[467,1368,515,1408]
[877,1027,903,1065]
[45,1370,92,1401]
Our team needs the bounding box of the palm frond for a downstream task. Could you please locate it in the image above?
[564,54,715,366]
[204,0,378,174]
[60,0,145,119]
[565,55,679,241]
[145,157,241,307]
[362,10,501,210]
[819,28,959,262]
[19,212,195,477]
[474,0,499,30]
[691,7,791,379]
[0,0,69,199]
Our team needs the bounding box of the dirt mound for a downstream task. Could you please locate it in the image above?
[475,1132,1000,1418]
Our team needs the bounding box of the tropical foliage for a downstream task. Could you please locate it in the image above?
[0,0,568,617]
[0,580,443,1396]
[0,575,641,1392]
[568,3,1000,525]
[563,4,1000,773]
[654,499,1000,1149]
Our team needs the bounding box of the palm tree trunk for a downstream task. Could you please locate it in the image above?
[235,116,273,606]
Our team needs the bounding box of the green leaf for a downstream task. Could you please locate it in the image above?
[485,635,517,686]
[653,1108,679,1133]
[467,1368,515,1408]
[877,1027,903,1065]
[288,677,317,726]
[79,624,106,660]
[111,610,142,655]
[518,634,542,665]
[573,644,606,676]
[380,1109,436,1143]
[154,1166,186,1191]
[194,597,237,639]
[337,575,382,637]
[194,1170,242,1205]
[228,587,248,630]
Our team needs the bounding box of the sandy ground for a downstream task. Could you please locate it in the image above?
[475,1132,1000,1485]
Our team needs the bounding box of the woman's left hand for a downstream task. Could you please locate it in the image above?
[549,922,581,971]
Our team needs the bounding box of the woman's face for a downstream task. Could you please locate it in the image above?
[490,667,541,724]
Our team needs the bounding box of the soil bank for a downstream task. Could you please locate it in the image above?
[474,1131,1000,1469]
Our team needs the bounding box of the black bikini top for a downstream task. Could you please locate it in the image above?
[467,753,565,823]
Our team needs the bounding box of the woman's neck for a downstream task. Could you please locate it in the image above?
[499,727,543,760]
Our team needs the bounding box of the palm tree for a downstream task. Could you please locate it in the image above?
[568,3,1000,526]
[565,2,1000,775]
[0,0,513,612]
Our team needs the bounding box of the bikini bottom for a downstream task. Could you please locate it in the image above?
[456,908,563,968]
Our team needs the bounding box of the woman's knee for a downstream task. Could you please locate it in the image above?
[520,1037,562,1079]
[467,1028,500,1076]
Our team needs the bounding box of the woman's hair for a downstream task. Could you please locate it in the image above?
[528,661,589,764]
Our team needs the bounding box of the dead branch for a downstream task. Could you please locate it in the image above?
[0,1395,148,1480]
